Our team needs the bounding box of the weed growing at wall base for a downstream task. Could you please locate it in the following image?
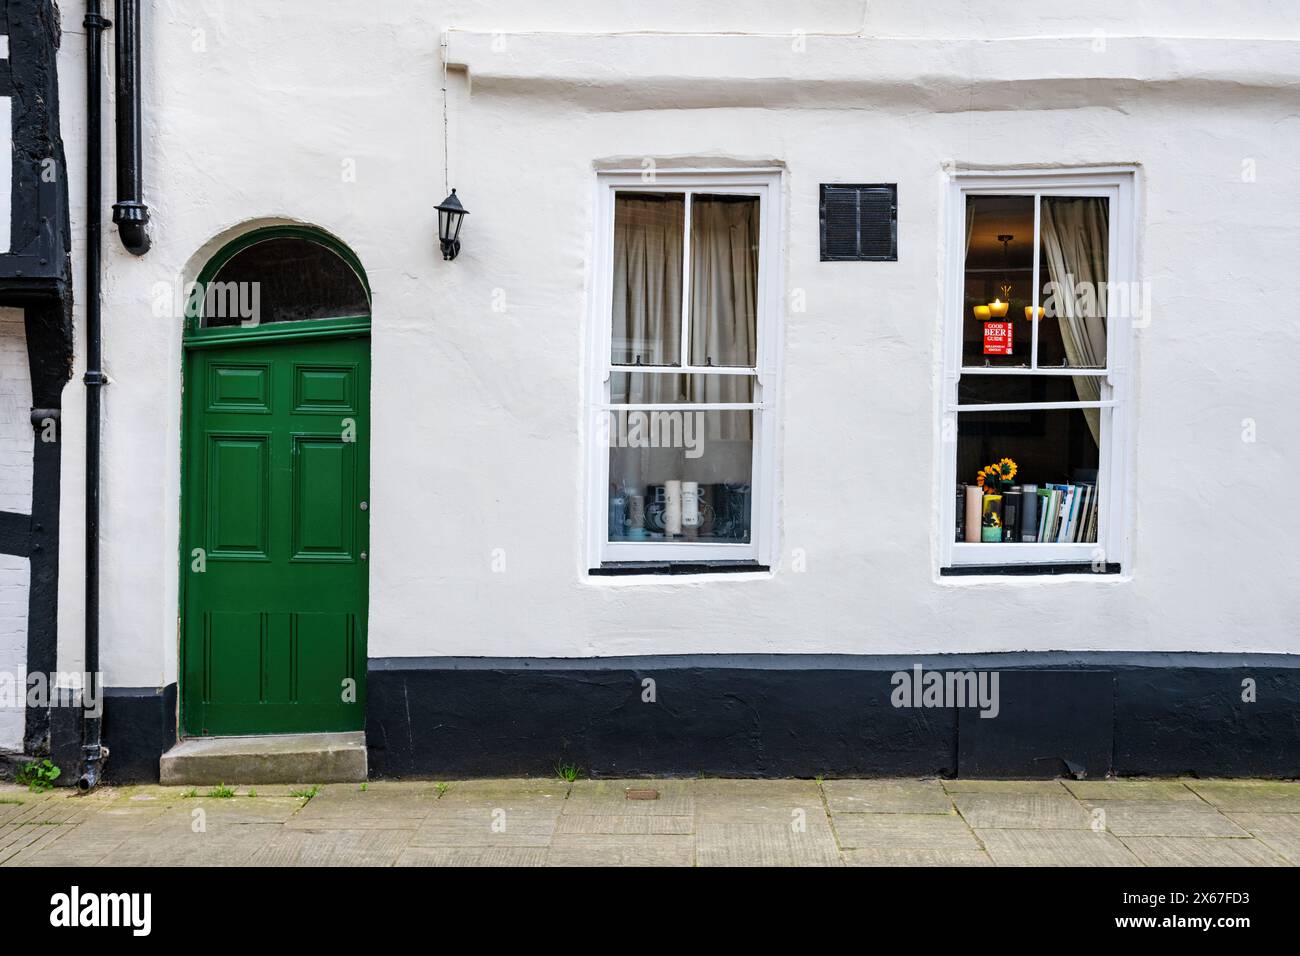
[16,759,61,792]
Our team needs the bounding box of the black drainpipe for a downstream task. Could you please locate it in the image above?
[111,0,149,255]
[79,0,110,791]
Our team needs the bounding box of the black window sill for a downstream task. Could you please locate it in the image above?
[941,562,1121,577]
[590,561,770,577]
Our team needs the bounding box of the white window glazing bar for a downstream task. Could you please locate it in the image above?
[608,365,757,376]
[603,403,764,411]
[949,400,1116,413]
[958,367,1109,376]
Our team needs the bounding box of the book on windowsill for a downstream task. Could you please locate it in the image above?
[1035,482,1098,544]
[1002,488,1021,543]
[1018,483,1039,542]
[960,481,1097,544]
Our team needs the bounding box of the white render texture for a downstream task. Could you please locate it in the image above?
[49,2,1300,686]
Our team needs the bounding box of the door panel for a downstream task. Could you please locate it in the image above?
[183,335,369,736]
[206,434,270,558]
[294,364,356,412]
[207,362,271,412]
[292,437,355,560]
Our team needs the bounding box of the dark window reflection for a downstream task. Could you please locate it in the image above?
[202,237,369,327]
[955,407,1101,543]
[963,195,1034,368]
[958,375,1087,405]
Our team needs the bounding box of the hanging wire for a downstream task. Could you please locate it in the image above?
[441,35,450,194]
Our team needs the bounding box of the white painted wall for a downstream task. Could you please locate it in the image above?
[52,2,1300,689]
[0,308,31,750]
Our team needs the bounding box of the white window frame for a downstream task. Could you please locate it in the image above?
[584,168,784,569]
[939,167,1137,571]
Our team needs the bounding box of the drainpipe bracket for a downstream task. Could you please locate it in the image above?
[83,370,109,387]
[111,199,149,226]
[112,201,152,255]
[83,12,112,29]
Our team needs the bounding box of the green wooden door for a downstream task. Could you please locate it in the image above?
[182,334,370,736]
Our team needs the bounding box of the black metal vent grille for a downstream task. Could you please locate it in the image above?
[820,184,897,261]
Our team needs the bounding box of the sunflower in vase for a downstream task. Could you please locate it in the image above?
[976,457,1018,494]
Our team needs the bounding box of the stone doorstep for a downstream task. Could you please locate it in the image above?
[159,732,367,786]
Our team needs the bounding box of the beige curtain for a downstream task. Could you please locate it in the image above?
[610,194,757,441]
[610,195,682,374]
[687,197,756,437]
[689,197,758,371]
[1040,197,1108,444]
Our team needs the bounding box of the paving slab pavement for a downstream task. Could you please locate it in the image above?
[977,828,1140,866]
[0,777,1295,867]
[1077,801,1250,837]
[823,779,954,814]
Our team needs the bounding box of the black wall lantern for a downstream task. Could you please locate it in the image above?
[436,189,468,260]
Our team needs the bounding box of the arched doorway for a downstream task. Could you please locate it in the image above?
[180,227,370,736]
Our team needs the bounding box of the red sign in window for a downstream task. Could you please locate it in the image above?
[982,321,1013,355]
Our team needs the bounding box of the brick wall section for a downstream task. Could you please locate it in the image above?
[0,308,31,751]
[0,553,28,751]
[0,309,33,513]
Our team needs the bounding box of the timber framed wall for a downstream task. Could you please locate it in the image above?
[0,0,73,756]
